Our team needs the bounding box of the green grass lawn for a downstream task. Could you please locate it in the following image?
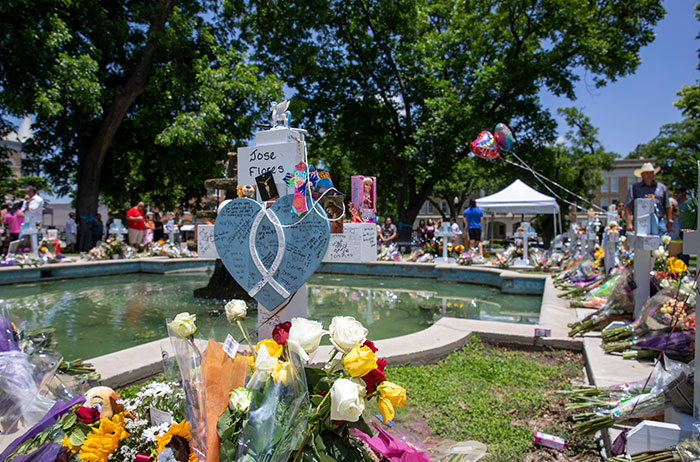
[387,335,599,462]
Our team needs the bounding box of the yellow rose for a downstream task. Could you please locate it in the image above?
[342,344,378,377]
[672,259,687,274]
[378,397,395,423]
[378,381,407,407]
[273,361,292,385]
[256,338,282,358]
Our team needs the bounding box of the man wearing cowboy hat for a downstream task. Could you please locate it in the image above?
[624,162,672,235]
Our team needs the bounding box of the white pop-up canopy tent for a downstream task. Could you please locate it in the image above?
[476,179,562,240]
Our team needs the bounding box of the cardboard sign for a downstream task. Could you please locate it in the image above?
[238,142,300,189]
[323,223,377,262]
[197,224,218,258]
[214,194,330,309]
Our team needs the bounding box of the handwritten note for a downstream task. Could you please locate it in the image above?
[214,195,331,309]
[323,223,377,262]
[197,225,218,258]
[238,142,299,187]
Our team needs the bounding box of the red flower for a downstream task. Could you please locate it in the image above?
[363,340,378,353]
[362,358,387,394]
[272,321,292,345]
[75,405,101,424]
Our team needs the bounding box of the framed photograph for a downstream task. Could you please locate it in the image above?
[255,171,280,202]
[322,192,345,234]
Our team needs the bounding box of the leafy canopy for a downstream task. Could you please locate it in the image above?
[228,0,664,224]
[0,0,282,215]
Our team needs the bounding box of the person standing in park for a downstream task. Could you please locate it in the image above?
[4,203,23,242]
[624,163,672,236]
[153,213,165,242]
[449,217,460,244]
[425,218,435,240]
[380,216,397,245]
[65,212,77,253]
[126,201,146,248]
[19,185,44,230]
[463,199,484,255]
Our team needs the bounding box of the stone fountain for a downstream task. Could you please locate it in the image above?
[192,152,251,300]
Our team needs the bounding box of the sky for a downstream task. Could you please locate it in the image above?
[540,0,698,157]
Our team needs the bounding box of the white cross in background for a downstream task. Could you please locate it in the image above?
[683,161,700,420]
[512,222,535,267]
[626,198,660,318]
[434,223,460,263]
[108,218,128,239]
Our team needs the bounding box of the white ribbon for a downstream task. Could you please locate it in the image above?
[248,205,290,299]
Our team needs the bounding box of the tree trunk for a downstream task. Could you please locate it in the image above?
[398,180,435,227]
[74,0,177,250]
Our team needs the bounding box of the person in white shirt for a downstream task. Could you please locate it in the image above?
[20,185,44,229]
[65,212,77,253]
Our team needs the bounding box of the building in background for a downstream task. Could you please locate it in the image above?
[593,158,656,210]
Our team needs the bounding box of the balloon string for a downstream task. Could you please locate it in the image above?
[503,150,605,213]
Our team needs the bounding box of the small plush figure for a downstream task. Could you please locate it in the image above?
[84,386,125,419]
[237,185,257,199]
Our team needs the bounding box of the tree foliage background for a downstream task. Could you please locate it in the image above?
[0,0,282,221]
[628,5,700,193]
[228,0,664,225]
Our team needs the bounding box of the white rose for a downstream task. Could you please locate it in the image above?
[330,378,365,422]
[225,299,248,323]
[619,235,627,243]
[652,246,665,259]
[329,316,368,353]
[247,344,279,389]
[662,235,672,246]
[167,312,197,338]
[228,387,252,414]
[287,318,327,361]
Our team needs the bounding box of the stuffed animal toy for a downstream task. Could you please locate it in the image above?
[84,386,125,419]
[237,185,256,199]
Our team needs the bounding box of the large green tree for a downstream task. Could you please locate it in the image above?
[628,3,700,192]
[0,0,281,227]
[229,0,664,225]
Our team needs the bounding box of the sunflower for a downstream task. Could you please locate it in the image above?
[156,420,197,462]
[78,412,130,462]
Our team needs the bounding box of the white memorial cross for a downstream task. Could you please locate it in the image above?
[19,222,39,256]
[603,210,619,275]
[513,222,535,267]
[683,161,700,421]
[435,223,460,263]
[626,198,660,318]
[625,162,700,454]
[108,218,128,241]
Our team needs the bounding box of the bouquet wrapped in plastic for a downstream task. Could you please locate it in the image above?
[602,288,695,344]
[232,340,309,462]
[568,269,635,337]
[605,330,695,360]
[570,358,691,436]
[568,272,622,308]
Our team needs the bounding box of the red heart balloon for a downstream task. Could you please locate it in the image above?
[470,131,501,160]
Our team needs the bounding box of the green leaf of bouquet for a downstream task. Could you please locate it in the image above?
[217,408,235,439]
[310,395,324,407]
[219,439,237,461]
[69,427,87,447]
[61,412,77,430]
[320,430,363,462]
[345,417,372,436]
[305,367,326,389]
